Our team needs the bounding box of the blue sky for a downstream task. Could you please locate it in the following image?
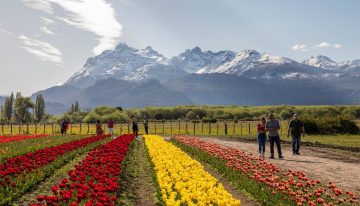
[0,0,359,95]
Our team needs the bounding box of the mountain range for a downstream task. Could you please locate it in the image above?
[24,43,360,114]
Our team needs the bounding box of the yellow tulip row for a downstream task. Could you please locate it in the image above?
[144,135,241,206]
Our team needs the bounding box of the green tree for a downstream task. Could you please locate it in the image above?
[35,94,46,122]
[14,95,34,123]
[74,101,80,112]
[3,92,14,122]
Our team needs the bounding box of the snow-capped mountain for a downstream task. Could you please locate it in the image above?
[303,55,360,74]
[171,47,236,73]
[303,55,339,70]
[66,43,184,88]
[65,42,359,89]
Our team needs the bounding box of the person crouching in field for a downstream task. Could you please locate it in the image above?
[131,115,139,138]
[96,120,103,135]
[107,118,115,139]
[266,113,284,159]
[288,114,305,155]
[257,117,267,158]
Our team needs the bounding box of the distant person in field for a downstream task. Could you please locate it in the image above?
[60,118,68,135]
[288,114,305,155]
[257,117,267,158]
[131,115,139,138]
[107,118,115,139]
[144,115,149,135]
[266,113,283,159]
[96,120,103,135]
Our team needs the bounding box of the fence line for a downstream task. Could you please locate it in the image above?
[0,120,294,136]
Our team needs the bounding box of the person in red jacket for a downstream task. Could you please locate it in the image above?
[257,117,267,158]
[107,119,115,139]
[96,120,103,135]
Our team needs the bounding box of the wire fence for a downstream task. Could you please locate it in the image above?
[0,121,289,136]
[1,120,360,136]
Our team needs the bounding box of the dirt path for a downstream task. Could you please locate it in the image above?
[119,137,158,206]
[199,137,360,193]
[134,138,157,206]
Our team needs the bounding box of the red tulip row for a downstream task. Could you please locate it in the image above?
[173,135,358,206]
[30,134,135,206]
[0,134,49,144]
[0,134,109,205]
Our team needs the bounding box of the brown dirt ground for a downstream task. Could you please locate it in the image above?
[133,138,157,206]
[198,136,360,194]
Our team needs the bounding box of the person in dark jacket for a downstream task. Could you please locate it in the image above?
[288,114,305,155]
[131,115,139,137]
[60,119,68,135]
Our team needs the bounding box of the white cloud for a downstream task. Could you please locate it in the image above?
[292,44,307,52]
[21,0,53,14]
[18,35,63,63]
[292,42,343,52]
[22,0,123,55]
[333,44,342,49]
[40,26,55,35]
[316,42,331,48]
[41,17,55,24]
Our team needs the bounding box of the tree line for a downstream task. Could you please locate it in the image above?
[0,92,45,123]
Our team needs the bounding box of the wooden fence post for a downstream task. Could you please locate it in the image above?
[70,123,73,134]
[193,122,196,135]
[225,122,228,135]
[248,122,250,134]
[87,123,90,134]
[170,121,172,134]
[52,123,54,134]
[35,123,37,134]
[185,123,188,134]
[201,122,203,134]
[241,122,243,134]
[27,124,29,134]
[216,123,219,135]
[1,123,4,134]
[79,123,82,134]
[43,123,46,134]
[19,124,21,134]
[11,123,13,134]
[233,122,235,135]
[209,123,211,134]
[178,121,180,134]
[162,121,164,134]
[154,121,157,134]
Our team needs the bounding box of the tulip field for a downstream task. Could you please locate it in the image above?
[0,133,359,206]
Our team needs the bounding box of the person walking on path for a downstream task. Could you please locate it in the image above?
[144,115,149,135]
[131,115,139,138]
[288,114,305,155]
[60,119,68,135]
[107,118,115,139]
[96,120,103,135]
[257,117,267,158]
[266,113,284,159]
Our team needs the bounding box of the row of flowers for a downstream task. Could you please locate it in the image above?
[0,135,87,163]
[0,134,49,144]
[0,134,109,205]
[30,134,135,206]
[144,135,241,206]
[173,135,358,206]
